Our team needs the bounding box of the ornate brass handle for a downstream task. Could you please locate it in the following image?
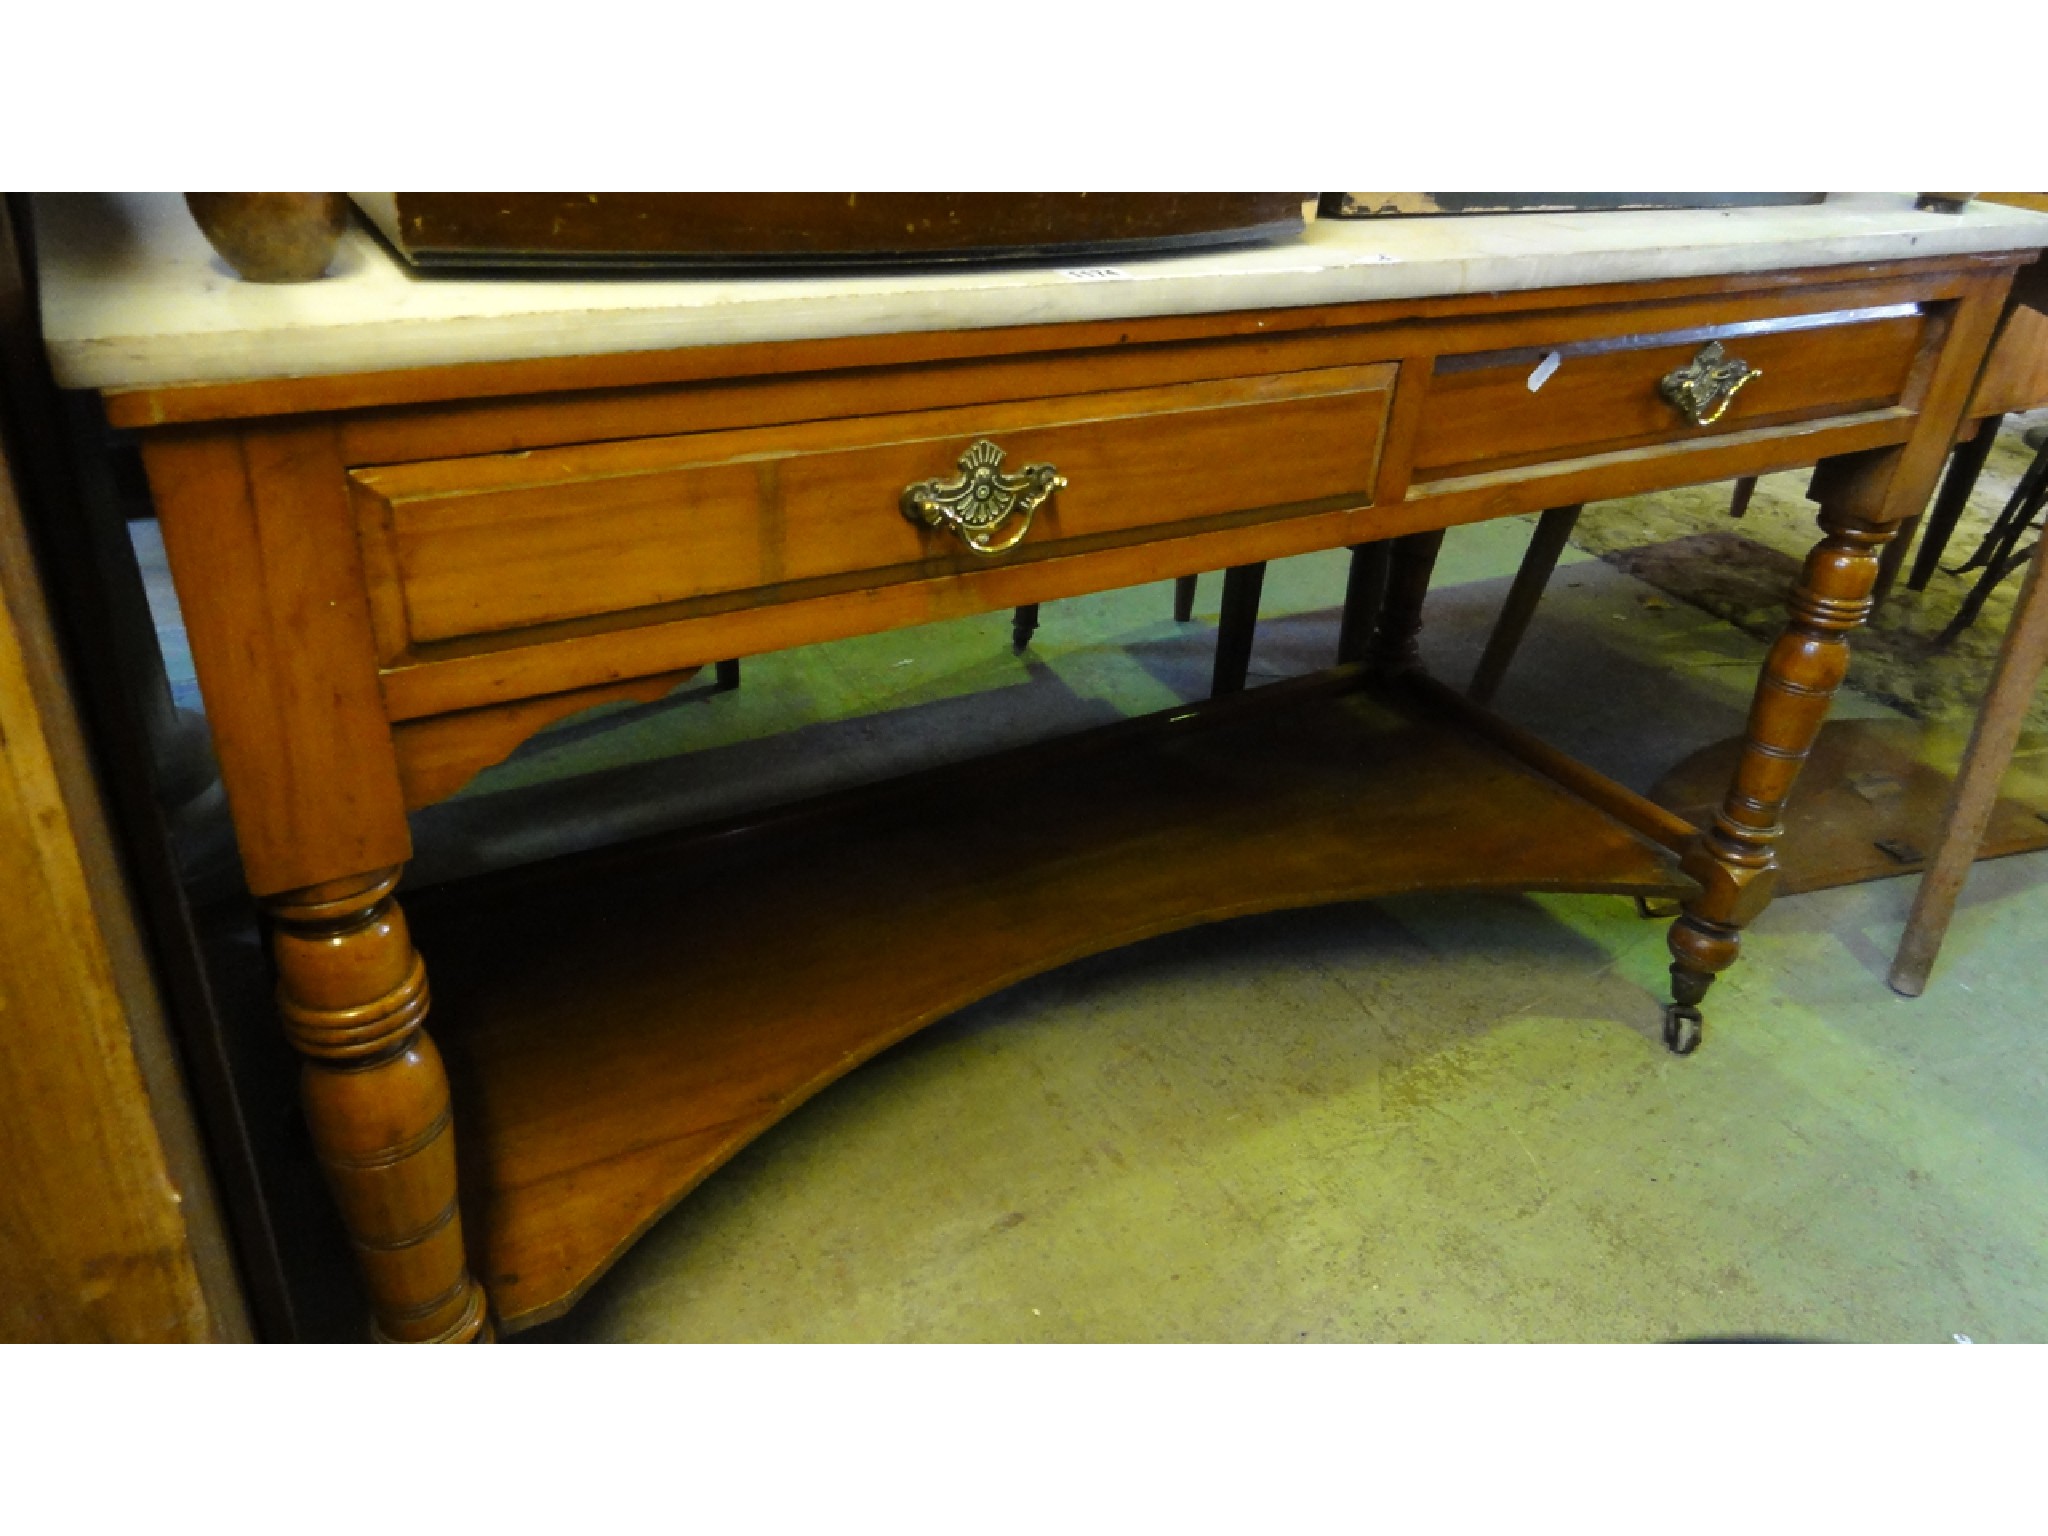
[1659,341,1761,427]
[901,439,1066,556]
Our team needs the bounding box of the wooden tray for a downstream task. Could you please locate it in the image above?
[406,668,1697,1331]
[351,193,1309,269]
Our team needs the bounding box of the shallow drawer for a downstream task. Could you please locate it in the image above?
[1412,303,1930,483]
[350,362,1396,658]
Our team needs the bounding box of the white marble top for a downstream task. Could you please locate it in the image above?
[36,193,2048,393]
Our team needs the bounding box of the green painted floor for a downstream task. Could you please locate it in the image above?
[414,515,2048,1344]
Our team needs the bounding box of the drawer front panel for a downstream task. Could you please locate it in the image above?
[352,362,1395,655]
[1413,306,1929,481]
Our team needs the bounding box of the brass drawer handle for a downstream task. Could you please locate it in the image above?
[1659,341,1761,427]
[901,439,1066,556]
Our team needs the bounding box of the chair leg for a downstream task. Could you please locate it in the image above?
[1891,532,2048,995]
[1173,574,1199,623]
[1364,530,1446,674]
[1872,514,1918,605]
[1209,563,1267,696]
[1336,542,1392,666]
[1468,504,1583,705]
[1011,604,1041,653]
[714,659,741,690]
[1908,413,2004,592]
[1948,427,2048,579]
[1728,476,1758,519]
[1938,439,2048,643]
[1940,540,2039,646]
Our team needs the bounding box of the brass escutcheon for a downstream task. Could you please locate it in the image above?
[1659,340,1760,427]
[901,439,1066,556]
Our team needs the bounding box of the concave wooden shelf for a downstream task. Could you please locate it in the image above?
[408,668,1700,1332]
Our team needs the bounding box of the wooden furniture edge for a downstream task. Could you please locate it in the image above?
[407,669,1699,1329]
[0,405,250,1341]
[97,253,2031,429]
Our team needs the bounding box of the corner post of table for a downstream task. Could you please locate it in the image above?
[1659,264,2023,1050]
[1663,459,1899,1035]
[139,421,490,1341]
[267,868,489,1342]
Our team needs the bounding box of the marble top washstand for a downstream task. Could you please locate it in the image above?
[39,193,2048,393]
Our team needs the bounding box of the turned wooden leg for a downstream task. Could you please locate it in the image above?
[1336,542,1392,666]
[1173,574,1199,623]
[1663,490,1898,1052]
[1469,504,1583,705]
[1011,603,1041,653]
[1209,562,1267,696]
[1907,414,2003,592]
[269,867,489,1342]
[1364,529,1446,675]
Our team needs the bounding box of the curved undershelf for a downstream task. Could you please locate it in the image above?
[408,668,1699,1332]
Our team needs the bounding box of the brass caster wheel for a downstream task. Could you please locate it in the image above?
[1663,1003,1704,1056]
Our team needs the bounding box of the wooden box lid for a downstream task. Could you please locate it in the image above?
[350,193,1310,269]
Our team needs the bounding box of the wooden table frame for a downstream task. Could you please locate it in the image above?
[97,248,2029,1341]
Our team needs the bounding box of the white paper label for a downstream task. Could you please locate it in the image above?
[1527,351,1563,392]
[1060,267,1128,282]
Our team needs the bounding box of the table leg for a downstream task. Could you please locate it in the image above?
[1365,529,1446,674]
[1890,541,2048,995]
[1173,574,1199,623]
[268,866,490,1342]
[1663,491,1897,1053]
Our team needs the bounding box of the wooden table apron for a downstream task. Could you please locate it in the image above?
[115,253,2025,1341]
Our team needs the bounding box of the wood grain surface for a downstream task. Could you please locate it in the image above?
[408,670,1697,1331]
[1415,311,1926,480]
[362,192,1307,265]
[1965,301,2048,419]
[93,236,2037,1339]
[141,425,412,897]
[0,400,247,1341]
[353,364,1395,655]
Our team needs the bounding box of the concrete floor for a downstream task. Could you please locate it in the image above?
[414,517,2048,1344]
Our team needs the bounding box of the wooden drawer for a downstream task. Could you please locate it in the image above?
[1412,303,1931,482]
[350,362,1395,659]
